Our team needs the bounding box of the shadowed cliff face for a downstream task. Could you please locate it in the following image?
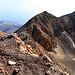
[59,12,75,42]
[0,11,75,75]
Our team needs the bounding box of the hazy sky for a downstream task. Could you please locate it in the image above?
[0,0,75,24]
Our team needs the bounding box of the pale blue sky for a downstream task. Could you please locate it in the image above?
[0,0,75,24]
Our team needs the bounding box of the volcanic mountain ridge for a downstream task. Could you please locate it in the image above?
[0,11,75,75]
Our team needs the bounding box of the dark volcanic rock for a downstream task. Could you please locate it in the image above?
[59,12,75,41]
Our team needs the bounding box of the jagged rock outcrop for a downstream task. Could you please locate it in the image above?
[0,31,7,38]
[15,11,64,53]
[11,33,37,55]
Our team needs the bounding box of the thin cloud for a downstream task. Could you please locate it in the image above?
[0,0,75,23]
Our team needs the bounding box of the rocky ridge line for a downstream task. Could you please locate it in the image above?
[0,31,69,75]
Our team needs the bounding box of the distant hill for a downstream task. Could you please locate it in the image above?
[0,21,23,34]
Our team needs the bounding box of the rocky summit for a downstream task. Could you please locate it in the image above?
[0,11,75,75]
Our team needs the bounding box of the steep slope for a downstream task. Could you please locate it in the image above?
[15,11,75,75]
[16,11,64,52]
[0,32,69,75]
[0,21,22,34]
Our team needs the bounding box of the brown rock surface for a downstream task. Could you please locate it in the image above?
[15,11,64,53]
[0,33,67,75]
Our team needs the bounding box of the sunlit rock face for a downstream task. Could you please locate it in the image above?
[0,31,7,38]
